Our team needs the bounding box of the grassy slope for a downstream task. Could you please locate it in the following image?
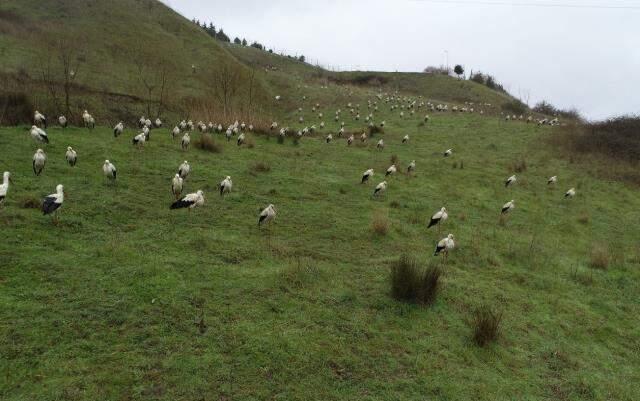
[1,102,639,400]
[227,44,514,112]
[0,0,269,121]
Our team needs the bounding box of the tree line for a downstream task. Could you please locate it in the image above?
[191,19,306,63]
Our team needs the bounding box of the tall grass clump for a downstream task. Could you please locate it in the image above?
[390,255,443,306]
[194,134,222,153]
[589,244,610,269]
[472,306,503,346]
[250,161,271,174]
[371,211,390,235]
[510,158,527,173]
[367,125,384,137]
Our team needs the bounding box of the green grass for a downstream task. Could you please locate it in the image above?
[1,104,640,400]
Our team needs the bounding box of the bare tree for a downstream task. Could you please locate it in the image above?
[246,67,256,115]
[57,37,84,118]
[133,49,174,118]
[213,62,241,118]
[37,35,85,118]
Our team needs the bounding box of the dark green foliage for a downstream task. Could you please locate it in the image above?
[454,64,464,78]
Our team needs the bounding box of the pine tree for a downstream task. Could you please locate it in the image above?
[242,38,247,46]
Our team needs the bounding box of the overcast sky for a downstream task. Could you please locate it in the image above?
[161,0,639,120]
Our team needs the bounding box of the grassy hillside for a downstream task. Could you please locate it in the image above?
[227,43,514,112]
[0,0,270,123]
[1,103,639,400]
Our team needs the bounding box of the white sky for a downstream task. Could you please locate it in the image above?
[161,0,640,120]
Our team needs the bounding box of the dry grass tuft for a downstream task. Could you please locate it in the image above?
[510,158,527,173]
[390,154,399,165]
[20,196,41,209]
[371,211,390,235]
[194,134,222,153]
[577,211,590,225]
[589,244,610,269]
[250,161,271,173]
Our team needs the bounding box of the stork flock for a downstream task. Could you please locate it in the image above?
[3,94,571,260]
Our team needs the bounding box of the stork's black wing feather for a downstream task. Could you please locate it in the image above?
[170,197,194,210]
[42,196,60,215]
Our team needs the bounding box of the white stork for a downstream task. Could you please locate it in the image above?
[258,204,277,226]
[360,132,367,142]
[548,176,557,185]
[170,190,204,212]
[376,139,384,150]
[373,181,387,197]
[385,164,397,176]
[132,132,146,147]
[433,234,455,260]
[0,171,10,205]
[347,134,354,146]
[178,161,190,179]
[237,132,246,146]
[30,125,49,144]
[501,200,515,214]
[42,184,64,220]
[155,118,162,128]
[82,110,94,129]
[407,160,416,173]
[114,122,124,137]
[505,175,517,187]
[402,134,409,143]
[325,134,333,143]
[103,160,117,182]
[65,147,77,167]
[220,176,232,196]
[58,115,67,128]
[427,207,448,230]
[565,188,576,198]
[33,149,46,176]
[361,168,374,184]
[171,174,183,199]
[444,149,452,157]
[34,110,47,128]
[181,132,190,150]
[172,126,180,139]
